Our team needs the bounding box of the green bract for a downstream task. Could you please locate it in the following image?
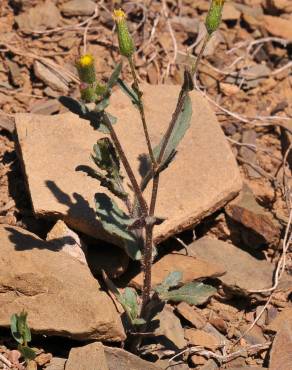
[113,9,135,58]
[205,0,225,35]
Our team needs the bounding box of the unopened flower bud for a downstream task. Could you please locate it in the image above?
[80,83,96,103]
[76,54,96,84]
[113,9,135,58]
[205,0,225,35]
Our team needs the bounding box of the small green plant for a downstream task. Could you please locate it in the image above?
[10,311,36,363]
[60,1,225,320]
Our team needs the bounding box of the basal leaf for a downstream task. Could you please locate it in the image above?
[154,271,182,294]
[19,346,36,361]
[159,282,216,305]
[95,193,142,260]
[10,314,23,345]
[123,287,139,321]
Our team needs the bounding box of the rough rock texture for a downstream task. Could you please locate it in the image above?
[186,237,292,293]
[184,328,220,349]
[104,346,162,370]
[0,225,125,342]
[34,61,69,93]
[130,253,226,289]
[152,304,187,349]
[65,342,108,370]
[225,184,280,247]
[61,0,96,16]
[269,326,292,370]
[46,219,87,265]
[15,85,241,246]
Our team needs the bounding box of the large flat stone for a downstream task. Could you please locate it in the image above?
[0,225,125,342]
[15,84,241,246]
[186,237,292,294]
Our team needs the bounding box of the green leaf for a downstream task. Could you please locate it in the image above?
[95,193,142,260]
[154,271,182,294]
[19,346,36,361]
[140,94,192,192]
[10,311,32,346]
[76,165,128,200]
[59,97,117,134]
[10,314,23,345]
[154,94,192,166]
[122,287,139,321]
[92,138,120,175]
[132,318,146,325]
[159,282,216,305]
[107,62,123,90]
[95,97,110,112]
[117,79,139,106]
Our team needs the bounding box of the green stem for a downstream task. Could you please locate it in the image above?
[128,57,157,170]
[102,112,148,216]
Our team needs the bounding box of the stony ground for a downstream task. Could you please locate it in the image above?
[0,0,291,369]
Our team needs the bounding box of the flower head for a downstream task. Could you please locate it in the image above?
[112,8,135,58]
[113,8,126,22]
[205,0,225,35]
[76,54,96,85]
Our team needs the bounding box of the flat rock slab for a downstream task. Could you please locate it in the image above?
[0,225,125,342]
[15,84,241,246]
[104,346,162,370]
[65,342,108,370]
[130,253,226,289]
[186,237,292,294]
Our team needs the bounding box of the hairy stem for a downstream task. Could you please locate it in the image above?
[102,112,148,216]
[128,57,157,170]
[141,33,211,310]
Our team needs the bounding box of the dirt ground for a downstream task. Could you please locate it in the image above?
[0,0,291,369]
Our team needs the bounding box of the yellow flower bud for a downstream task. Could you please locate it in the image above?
[113,9,135,58]
[205,0,225,35]
[76,54,96,84]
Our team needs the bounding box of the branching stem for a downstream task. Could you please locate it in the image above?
[102,112,148,216]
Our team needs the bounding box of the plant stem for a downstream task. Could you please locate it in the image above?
[102,112,148,216]
[128,57,157,170]
[141,33,211,310]
[191,34,211,78]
